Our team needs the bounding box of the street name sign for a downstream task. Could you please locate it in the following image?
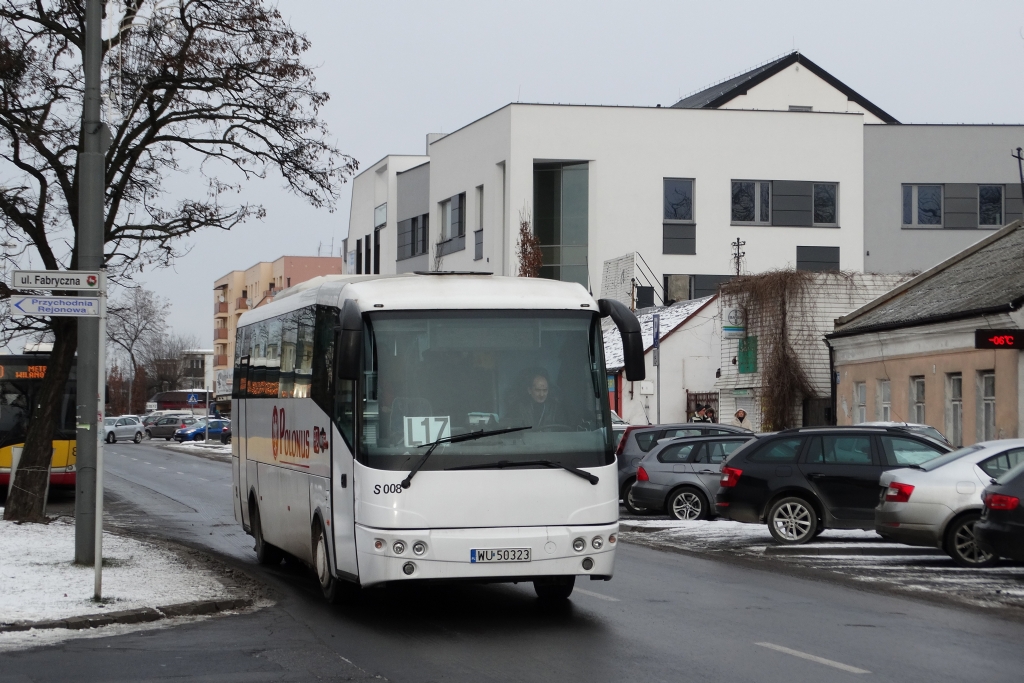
[10,296,99,317]
[13,270,102,291]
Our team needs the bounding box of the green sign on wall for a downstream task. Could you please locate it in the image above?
[738,336,758,374]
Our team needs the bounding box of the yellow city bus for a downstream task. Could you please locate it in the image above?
[0,355,77,489]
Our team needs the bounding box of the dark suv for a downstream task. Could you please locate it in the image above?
[715,426,950,544]
[617,422,752,514]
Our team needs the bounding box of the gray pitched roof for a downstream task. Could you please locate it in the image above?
[831,221,1024,336]
[671,52,898,124]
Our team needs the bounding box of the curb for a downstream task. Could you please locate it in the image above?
[764,545,946,557]
[619,524,676,534]
[0,598,252,634]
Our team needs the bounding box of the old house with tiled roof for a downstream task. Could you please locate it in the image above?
[828,221,1024,446]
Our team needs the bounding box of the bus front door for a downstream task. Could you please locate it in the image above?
[236,356,252,530]
[331,425,358,578]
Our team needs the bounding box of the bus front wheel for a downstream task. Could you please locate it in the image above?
[534,576,575,600]
[251,501,283,566]
[313,520,346,604]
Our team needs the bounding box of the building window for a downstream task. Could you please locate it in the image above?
[439,192,466,241]
[979,186,1004,226]
[663,178,696,255]
[534,162,589,286]
[947,373,962,448]
[813,183,838,226]
[910,376,925,423]
[355,239,362,274]
[664,178,694,221]
[364,234,371,274]
[854,382,866,424]
[796,246,840,272]
[374,202,387,229]
[902,185,943,226]
[979,371,995,441]
[474,229,483,261]
[877,379,891,421]
[732,180,771,224]
[397,214,430,261]
[737,336,758,374]
[373,228,381,274]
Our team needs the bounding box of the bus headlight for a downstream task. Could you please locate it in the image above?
[572,537,586,552]
[592,536,603,550]
[374,539,385,550]
[393,541,406,554]
[608,533,617,545]
[412,541,426,556]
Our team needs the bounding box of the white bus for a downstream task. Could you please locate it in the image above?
[231,273,644,601]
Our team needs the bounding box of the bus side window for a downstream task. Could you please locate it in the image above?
[335,379,356,450]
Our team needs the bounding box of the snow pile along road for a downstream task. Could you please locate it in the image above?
[0,514,230,625]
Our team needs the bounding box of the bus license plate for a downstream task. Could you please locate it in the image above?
[470,548,531,563]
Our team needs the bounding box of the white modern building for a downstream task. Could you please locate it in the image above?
[346,52,1023,302]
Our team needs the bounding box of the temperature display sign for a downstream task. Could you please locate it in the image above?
[975,329,1024,350]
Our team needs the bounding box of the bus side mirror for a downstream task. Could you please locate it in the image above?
[597,298,646,382]
[335,299,362,382]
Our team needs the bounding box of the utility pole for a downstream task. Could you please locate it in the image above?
[75,0,105,568]
[1013,148,1024,209]
[731,237,746,277]
[653,312,661,424]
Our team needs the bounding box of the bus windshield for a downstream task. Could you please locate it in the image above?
[359,310,613,471]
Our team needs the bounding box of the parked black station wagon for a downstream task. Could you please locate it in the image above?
[715,426,950,544]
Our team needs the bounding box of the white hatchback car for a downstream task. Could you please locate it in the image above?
[103,415,144,444]
[876,439,1024,566]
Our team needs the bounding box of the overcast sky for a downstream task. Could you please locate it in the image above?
[122,0,1024,346]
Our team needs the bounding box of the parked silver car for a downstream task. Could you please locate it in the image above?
[858,421,951,447]
[103,415,143,444]
[630,433,758,519]
[616,422,752,514]
[876,439,1024,566]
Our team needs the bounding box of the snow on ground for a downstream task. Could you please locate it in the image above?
[0,513,229,625]
[620,515,1024,611]
[162,441,231,454]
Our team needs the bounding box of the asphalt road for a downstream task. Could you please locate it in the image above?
[3,440,1024,682]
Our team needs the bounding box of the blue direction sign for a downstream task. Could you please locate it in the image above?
[187,393,199,405]
[10,296,98,317]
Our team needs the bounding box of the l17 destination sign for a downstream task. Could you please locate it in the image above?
[12,270,102,290]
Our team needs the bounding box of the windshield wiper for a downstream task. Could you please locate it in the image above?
[447,459,599,485]
[400,426,532,489]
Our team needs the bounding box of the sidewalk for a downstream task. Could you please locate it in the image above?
[0,512,252,649]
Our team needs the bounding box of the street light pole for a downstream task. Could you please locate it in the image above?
[74,0,105,568]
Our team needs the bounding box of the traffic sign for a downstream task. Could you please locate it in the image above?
[187,393,199,405]
[10,296,99,317]
[13,270,103,291]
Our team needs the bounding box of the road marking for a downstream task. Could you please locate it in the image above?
[198,478,208,482]
[176,472,183,475]
[158,467,166,470]
[131,458,137,461]
[575,588,619,602]
[756,643,870,675]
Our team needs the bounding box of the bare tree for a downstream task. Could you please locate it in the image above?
[516,207,543,278]
[139,331,200,396]
[1,0,356,522]
[107,287,167,413]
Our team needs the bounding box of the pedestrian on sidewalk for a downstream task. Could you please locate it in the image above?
[731,409,752,430]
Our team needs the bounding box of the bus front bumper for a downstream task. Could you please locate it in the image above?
[353,522,618,587]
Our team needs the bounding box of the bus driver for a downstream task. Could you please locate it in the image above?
[513,372,562,429]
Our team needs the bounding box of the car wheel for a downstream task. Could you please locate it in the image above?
[145,430,153,440]
[534,576,575,600]
[133,432,142,444]
[667,488,709,521]
[105,432,116,444]
[945,514,997,568]
[621,479,650,515]
[767,496,818,545]
[251,501,283,566]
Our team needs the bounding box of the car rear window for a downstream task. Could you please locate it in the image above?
[747,438,803,464]
[658,442,701,463]
[979,448,1024,479]
[698,440,750,464]
[879,435,946,466]
[634,432,658,452]
[805,436,873,465]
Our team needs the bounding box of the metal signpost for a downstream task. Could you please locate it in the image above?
[652,313,661,424]
[11,270,107,600]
